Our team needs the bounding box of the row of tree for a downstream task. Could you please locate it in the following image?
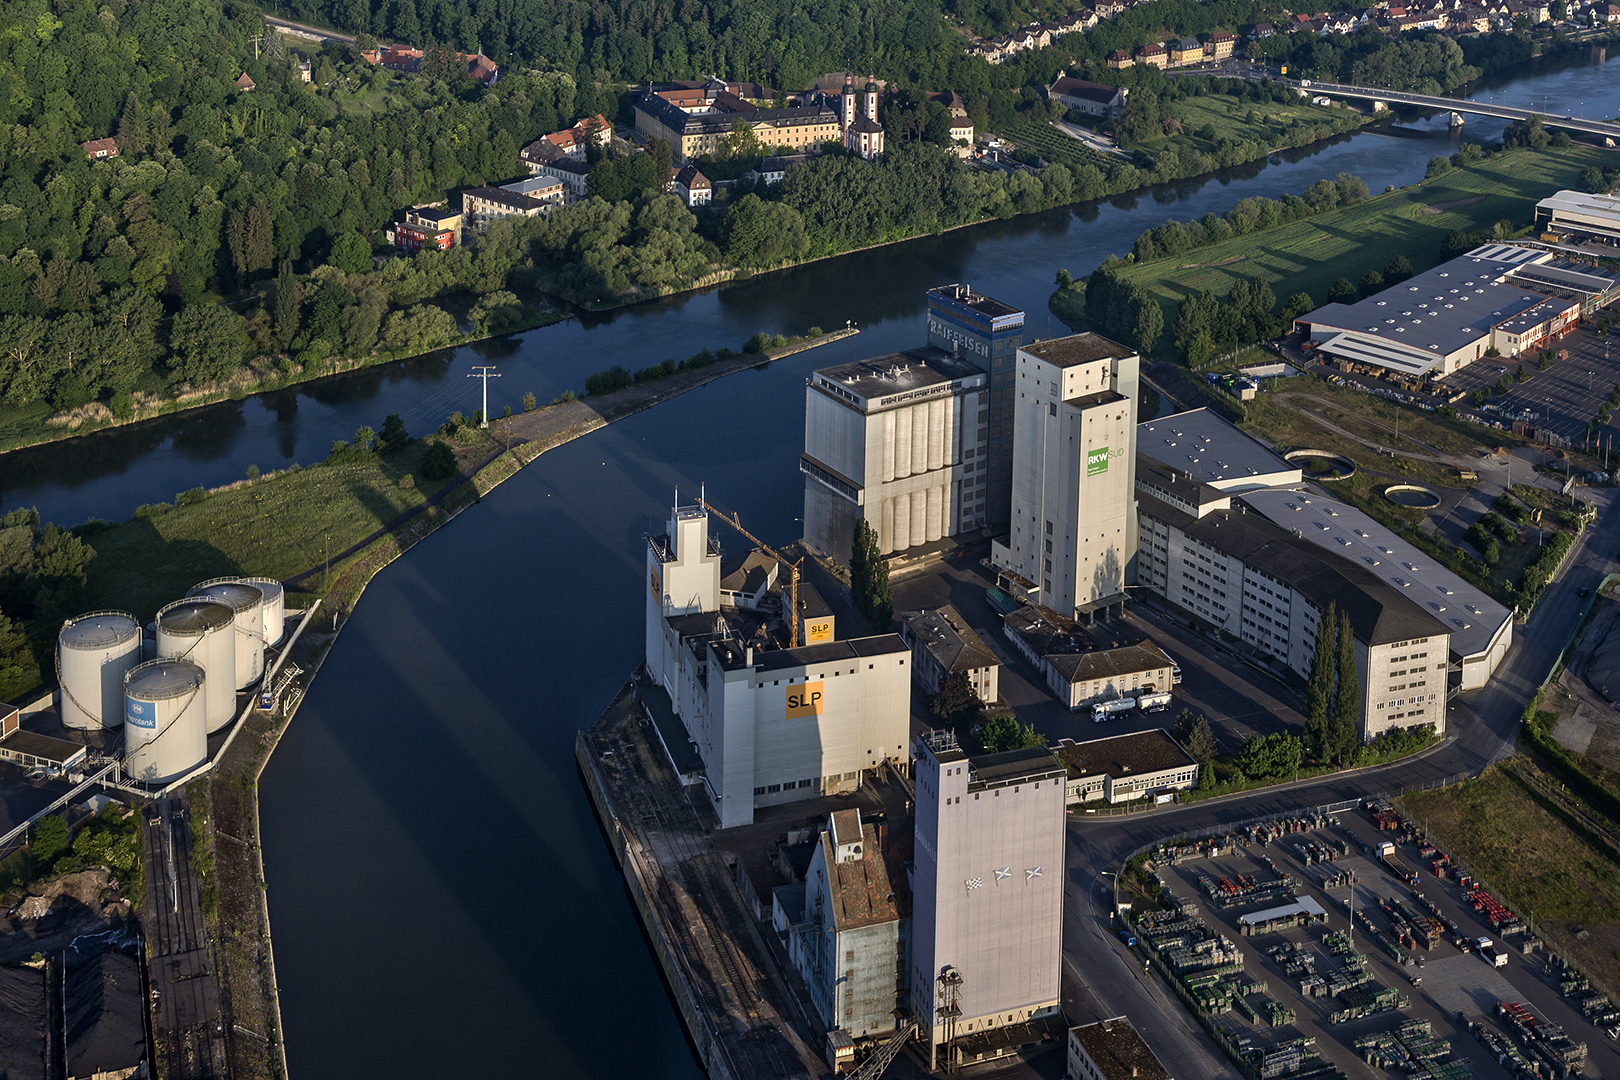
[1302,603,1362,768]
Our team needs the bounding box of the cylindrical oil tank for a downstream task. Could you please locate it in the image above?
[188,579,264,689]
[242,577,286,648]
[123,659,207,785]
[156,599,235,732]
[57,611,141,730]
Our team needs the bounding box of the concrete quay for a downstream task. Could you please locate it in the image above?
[576,678,832,1080]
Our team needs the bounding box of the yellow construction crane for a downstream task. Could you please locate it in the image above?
[697,497,804,648]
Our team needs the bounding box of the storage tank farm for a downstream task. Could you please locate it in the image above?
[122,658,207,784]
[57,611,141,730]
[188,579,265,689]
[242,577,286,647]
[156,599,236,734]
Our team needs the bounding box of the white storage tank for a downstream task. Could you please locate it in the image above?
[123,658,207,784]
[188,579,265,689]
[156,599,236,733]
[57,611,141,730]
[243,577,286,648]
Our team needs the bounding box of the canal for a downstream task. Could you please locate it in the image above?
[30,51,1620,1080]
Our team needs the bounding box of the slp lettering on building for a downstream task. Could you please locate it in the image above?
[786,681,824,718]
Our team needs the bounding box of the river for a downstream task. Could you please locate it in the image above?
[42,50,1620,1080]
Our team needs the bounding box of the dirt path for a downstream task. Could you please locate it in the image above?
[1282,391,1461,464]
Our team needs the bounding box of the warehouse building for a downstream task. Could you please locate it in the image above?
[1137,408,1301,491]
[899,605,1000,703]
[1068,1017,1172,1080]
[912,731,1067,1069]
[925,285,1026,529]
[1536,189,1620,245]
[801,349,990,562]
[993,333,1140,620]
[1298,245,1594,379]
[1003,606,1174,710]
[1135,466,1453,740]
[1052,730,1199,805]
[1241,489,1513,692]
[645,502,911,828]
[775,809,911,1045]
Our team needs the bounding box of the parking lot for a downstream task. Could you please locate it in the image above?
[1438,325,1620,451]
[1132,802,1620,1079]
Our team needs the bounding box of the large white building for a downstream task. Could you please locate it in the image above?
[645,502,911,828]
[912,731,1067,1069]
[802,350,991,562]
[993,333,1140,619]
[1136,407,1301,492]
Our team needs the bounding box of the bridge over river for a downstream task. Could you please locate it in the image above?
[1294,78,1620,139]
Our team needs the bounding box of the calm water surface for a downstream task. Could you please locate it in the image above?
[60,52,1620,1080]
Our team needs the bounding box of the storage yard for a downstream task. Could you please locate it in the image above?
[1122,799,1620,1080]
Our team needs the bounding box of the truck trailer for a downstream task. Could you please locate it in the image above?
[1137,691,1173,713]
[1092,697,1136,722]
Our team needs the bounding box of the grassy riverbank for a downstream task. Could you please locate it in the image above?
[1072,144,1614,328]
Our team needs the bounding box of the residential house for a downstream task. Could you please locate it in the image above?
[1046,75,1129,119]
[1095,0,1129,16]
[1250,21,1277,35]
[79,138,119,160]
[297,59,313,83]
[461,176,563,230]
[673,163,712,206]
[899,606,1000,703]
[748,154,810,185]
[1204,31,1237,58]
[234,73,256,92]
[1137,42,1169,67]
[522,115,612,164]
[532,157,591,201]
[363,45,500,85]
[929,90,975,154]
[387,206,461,252]
[1169,37,1203,64]
[1106,49,1135,68]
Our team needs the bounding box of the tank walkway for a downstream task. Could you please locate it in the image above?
[577,683,831,1080]
[140,793,231,1080]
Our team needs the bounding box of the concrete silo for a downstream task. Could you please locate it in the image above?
[156,599,236,733]
[57,611,141,730]
[188,580,265,689]
[123,659,207,784]
[243,577,286,648]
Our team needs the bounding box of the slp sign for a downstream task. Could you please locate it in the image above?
[1086,445,1110,476]
[786,681,824,719]
[804,618,834,644]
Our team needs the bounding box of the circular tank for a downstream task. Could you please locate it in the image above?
[243,577,286,648]
[156,599,235,733]
[188,579,265,689]
[123,658,207,785]
[57,611,141,730]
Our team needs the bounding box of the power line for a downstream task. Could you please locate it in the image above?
[467,366,500,428]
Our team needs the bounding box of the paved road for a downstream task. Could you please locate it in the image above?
[1061,469,1620,1073]
[264,14,358,46]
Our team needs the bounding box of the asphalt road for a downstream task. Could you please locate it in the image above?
[1060,476,1620,1073]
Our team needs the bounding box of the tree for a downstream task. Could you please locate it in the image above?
[850,518,892,630]
[978,715,1044,754]
[1133,298,1164,356]
[1329,608,1361,765]
[330,231,374,274]
[420,440,457,479]
[1303,603,1338,760]
[377,413,409,452]
[273,260,300,349]
[720,195,809,268]
[929,670,984,727]
[1173,708,1218,764]
[32,815,69,866]
[1384,255,1414,283]
[1328,277,1357,303]
[169,305,250,383]
[1238,732,1303,779]
[1358,270,1384,298]
[352,425,375,450]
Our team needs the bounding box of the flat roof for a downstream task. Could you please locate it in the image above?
[1020,332,1134,369]
[712,634,909,672]
[1241,489,1511,661]
[968,746,1066,788]
[812,348,987,411]
[926,283,1023,321]
[0,728,89,766]
[901,605,999,675]
[1054,729,1195,780]
[1069,1017,1171,1080]
[1137,408,1301,490]
[1239,895,1327,927]
[1538,189,1620,230]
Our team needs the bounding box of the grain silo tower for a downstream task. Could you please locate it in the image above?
[57,611,141,729]
[156,599,236,733]
[188,579,265,688]
[122,659,207,784]
[242,577,286,648]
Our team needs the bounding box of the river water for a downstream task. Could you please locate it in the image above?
[37,51,1620,1080]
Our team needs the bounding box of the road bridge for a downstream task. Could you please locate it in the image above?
[1293,79,1620,139]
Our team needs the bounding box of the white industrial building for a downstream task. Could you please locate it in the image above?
[1537,189,1620,245]
[1298,245,1604,379]
[912,732,1067,1069]
[1137,408,1301,491]
[1242,489,1513,692]
[1053,731,1199,806]
[644,502,911,828]
[899,605,1000,703]
[1135,461,1454,740]
[1002,605,1175,711]
[801,350,990,563]
[993,333,1140,620]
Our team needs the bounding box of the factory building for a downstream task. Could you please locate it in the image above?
[1297,245,1610,380]
[1135,467,1451,740]
[899,605,1000,703]
[1068,1017,1172,1080]
[1053,731,1199,805]
[774,809,911,1045]
[993,333,1140,620]
[1536,189,1620,245]
[912,731,1067,1070]
[925,285,1026,529]
[801,351,990,562]
[645,502,911,828]
[1136,408,1301,492]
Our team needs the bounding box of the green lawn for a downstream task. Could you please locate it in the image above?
[1111,145,1617,323]
[1126,94,1355,156]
